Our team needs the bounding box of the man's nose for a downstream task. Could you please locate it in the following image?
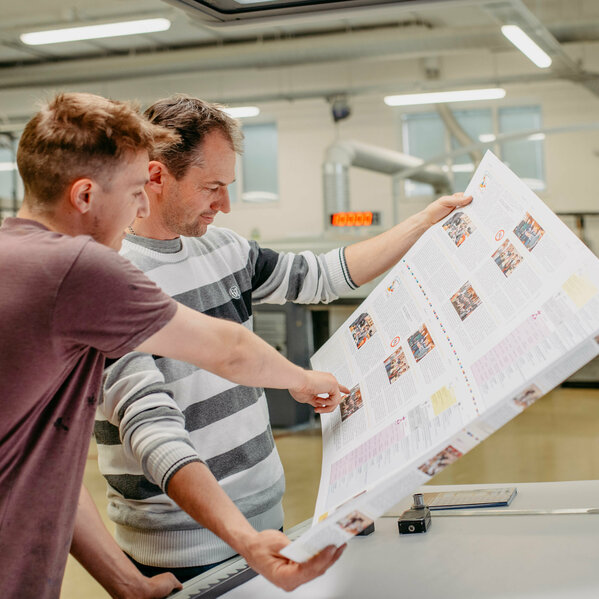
[212,186,231,214]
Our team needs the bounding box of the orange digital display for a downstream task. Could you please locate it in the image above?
[330,211,380,227]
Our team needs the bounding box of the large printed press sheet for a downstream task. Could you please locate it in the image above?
[281,150,599,562]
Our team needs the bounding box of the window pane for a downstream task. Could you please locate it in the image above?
[0,135,19,218]
[402,112,446,196]
[450,109,493,191]
[499,106,545,190]
[241,123,278,202]
[228,166,239,204]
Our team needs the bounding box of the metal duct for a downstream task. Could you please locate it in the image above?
[323,140,451,226]
[435,104,483,165]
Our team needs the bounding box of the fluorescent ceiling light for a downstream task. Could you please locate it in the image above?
[0,162,17,172]
[20,18,171,46]
[224,106,260,118]
[384,88,506,107]
[501,25,552,69]
[479,133,496,143]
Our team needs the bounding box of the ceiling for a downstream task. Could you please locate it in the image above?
[1,0,599,111]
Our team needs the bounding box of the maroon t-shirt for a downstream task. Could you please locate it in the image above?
[0,218,177,599]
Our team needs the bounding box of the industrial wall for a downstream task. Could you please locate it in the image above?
[1,40,598,247]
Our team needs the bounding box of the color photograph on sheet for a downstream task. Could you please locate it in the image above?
[349,312,377,349]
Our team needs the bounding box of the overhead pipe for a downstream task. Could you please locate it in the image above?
[323,140,451,227]
[394,122,599,184]
[435,103,483,165]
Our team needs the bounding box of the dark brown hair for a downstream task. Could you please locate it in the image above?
[17,92,178,208]
[144,94,243,180]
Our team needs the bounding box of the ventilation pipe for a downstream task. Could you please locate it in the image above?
[435,103,483,165]
[323,140,451,227]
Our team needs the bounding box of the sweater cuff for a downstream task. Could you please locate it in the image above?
[323,247,359,294]
[145,440,203,492]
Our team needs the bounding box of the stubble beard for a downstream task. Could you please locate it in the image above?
[161,200,208,238]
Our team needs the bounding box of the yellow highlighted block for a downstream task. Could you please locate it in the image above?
[562,274,598,309]
[431,386,457,416]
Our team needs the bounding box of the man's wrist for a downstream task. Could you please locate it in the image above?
[287,365,309,395]
[413,208,433,232]
[110,573,148,599]
[227,525,262,559]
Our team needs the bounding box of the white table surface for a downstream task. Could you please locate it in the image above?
[174,481,599,599]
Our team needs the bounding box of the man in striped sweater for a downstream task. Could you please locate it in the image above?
[91,94,471,589]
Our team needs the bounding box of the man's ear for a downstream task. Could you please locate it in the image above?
[147,161,168,192]
[69,178,94,214]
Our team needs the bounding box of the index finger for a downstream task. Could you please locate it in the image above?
[450,192,472,205]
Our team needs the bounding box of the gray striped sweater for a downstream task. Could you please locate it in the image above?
[95,226,357,567]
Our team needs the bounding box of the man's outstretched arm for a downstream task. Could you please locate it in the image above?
[167,461,345,592]
[135,303,346,414]
[344,193,473,287]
